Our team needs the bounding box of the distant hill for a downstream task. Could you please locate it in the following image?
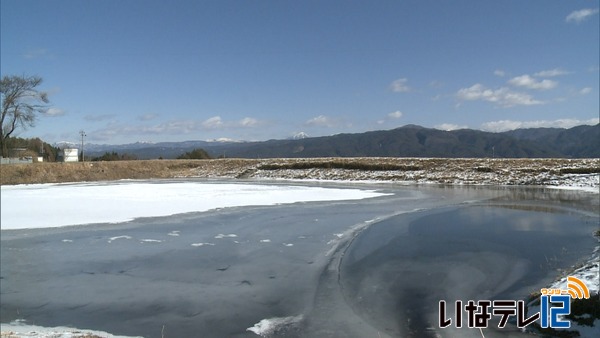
[85,124,599,159]
[502,124,599,158]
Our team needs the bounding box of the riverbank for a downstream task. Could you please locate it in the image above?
[1,158,599,190]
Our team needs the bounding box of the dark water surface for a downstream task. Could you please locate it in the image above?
[1,181,598,338]
[340,204,598,337]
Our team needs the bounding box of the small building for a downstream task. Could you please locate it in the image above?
[0,148,35,164]
[60,148,79,162]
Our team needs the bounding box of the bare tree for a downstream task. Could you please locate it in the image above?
[1,75,49,157]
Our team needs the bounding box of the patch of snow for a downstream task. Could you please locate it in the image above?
[191,242,215,247]
[259,239,271,243]
[215,233,238,239]
[548,245,600,296]
[246,315,303,337]
[167,231,180,236]
[0,181,389,230]
[107,235,132,243]
[139,239,162,243]
[0,320,142,338]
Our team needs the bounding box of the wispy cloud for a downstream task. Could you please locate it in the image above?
[43,107,65,117]
[201,116,261,129]
[138,120,202,134]
[239,117,258,127]
[89,115,264,141]
[494,70,506,77]
[508,74,557,90]
[202,116,224,129]
[305,115,335,127]
[85,114,115,122]
[429,80,443,88]
[377,110,404,125]
[566,8,599,23]
[534,68,570,77]
[456,84,543,107]
[23,48,50,59]
[481,118,599,132]
[435,123,468,131]
[390,78,411,93]
[579,87,592,95]
[138,113,159,121]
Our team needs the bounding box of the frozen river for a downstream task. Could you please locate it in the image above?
[1,180,598,337]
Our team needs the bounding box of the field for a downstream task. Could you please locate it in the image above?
[1,158,599,188]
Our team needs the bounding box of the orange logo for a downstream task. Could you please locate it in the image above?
[540,276,590,299]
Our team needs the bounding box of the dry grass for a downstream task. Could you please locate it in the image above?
[0,159,254,185]
[1,157,598,186]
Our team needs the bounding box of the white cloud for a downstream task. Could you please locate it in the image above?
[481,118,600,132]
[202,116,263,129]
[534,68,570,77]
[435,123,468,131]
[43,107,65,117]
[566,8,599,23]
[456,84,543,107]
[238,117,258,127]
[579,87,592,95]
[508,75,557,90]
[390,78,411,92]
[202,116,223,129]
[305,115,334,127]
[480,120,524,132]
[494,70,506,77]
[388,111,403,119]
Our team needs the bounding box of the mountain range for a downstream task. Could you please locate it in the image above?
[84,124,600,159]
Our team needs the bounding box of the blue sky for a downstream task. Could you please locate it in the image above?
[1,0,598,145]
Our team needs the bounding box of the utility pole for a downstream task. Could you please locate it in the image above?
[79,130,86,163]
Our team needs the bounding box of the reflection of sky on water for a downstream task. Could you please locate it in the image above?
[340,205,598,337]
[451,205,567,233]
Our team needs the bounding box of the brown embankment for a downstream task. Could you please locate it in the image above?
[0,159,257,185]
[1,158,598,186]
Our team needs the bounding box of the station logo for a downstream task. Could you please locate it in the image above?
[439,276,590,329]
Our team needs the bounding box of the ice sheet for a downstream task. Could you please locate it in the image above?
[0,181,388,230]
[0,320,143,338]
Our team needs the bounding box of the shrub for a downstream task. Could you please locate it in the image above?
[177,148,211,160]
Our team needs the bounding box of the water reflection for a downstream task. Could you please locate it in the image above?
[340,204,598,337]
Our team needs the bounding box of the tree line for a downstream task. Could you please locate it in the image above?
[2,136,61,162]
